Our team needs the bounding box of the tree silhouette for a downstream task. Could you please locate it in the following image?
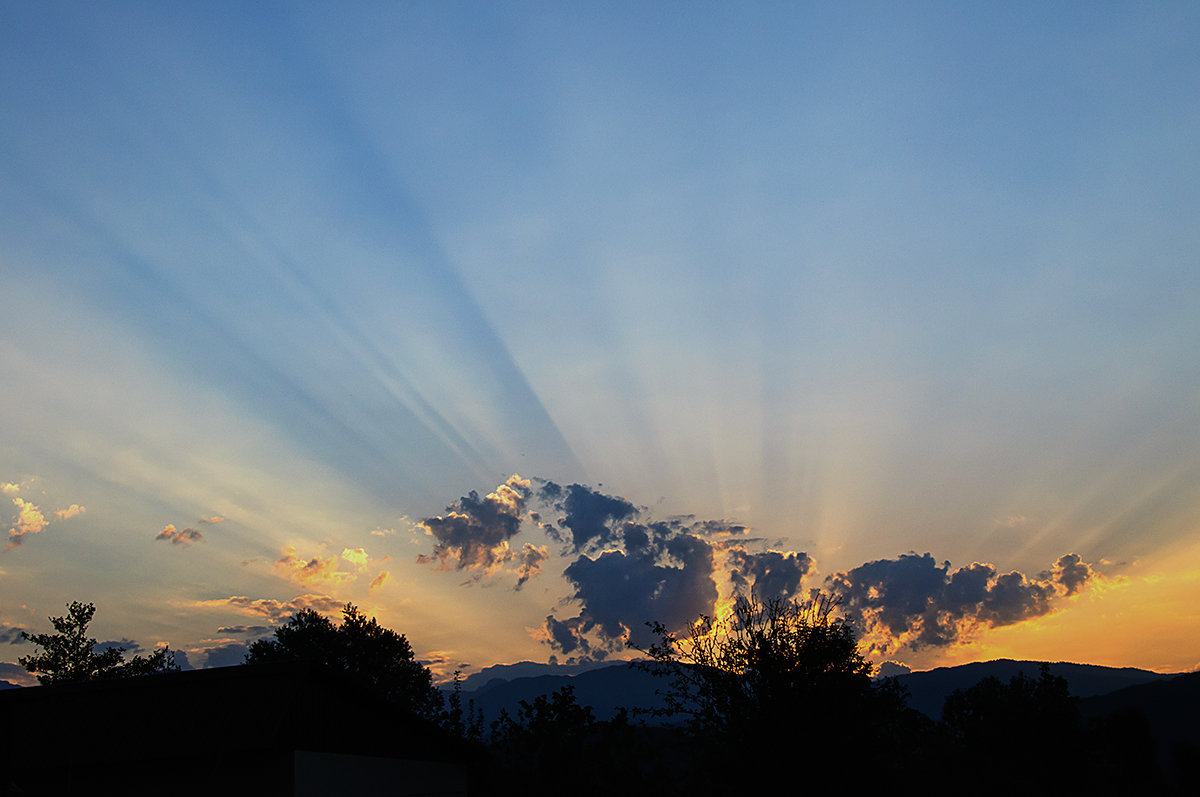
[640,594,872,733]
[245,602,441,720]
[638,593,928,787]
[19,601,179,685]
[941,664,1084,792]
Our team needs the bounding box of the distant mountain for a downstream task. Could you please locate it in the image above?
[456,659,617,693]
[461,657,1183,729]
[465,661,670,725]
[895,659,1175,718]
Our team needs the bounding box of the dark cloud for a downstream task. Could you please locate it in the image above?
[538,615,599,660]
[0,661,34,687]
[418,478,1099,663]
[1047,553,1094,595]
[727,549,814,602]
[95,638,143,656]
[416,475,532,577]
[202,642,249,668]
[0,627,27,645]
[553,483,637,552]
[215,625,271,636]
[550,521,718,653]
[876,661,912,678]
[830,552,1098,653]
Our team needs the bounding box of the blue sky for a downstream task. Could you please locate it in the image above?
[2,2,1199,681]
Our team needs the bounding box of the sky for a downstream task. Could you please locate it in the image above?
[2,1,1199,686]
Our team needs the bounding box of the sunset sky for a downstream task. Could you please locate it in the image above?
[3,2,1199,685]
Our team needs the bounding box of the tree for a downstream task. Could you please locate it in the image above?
[640,593,873,734]
[637,593,926,787]
[941,664,1085,791]
[245,603,441,720]
[19,601,179,685]
[487,685,645,797]
[443,671,484,743]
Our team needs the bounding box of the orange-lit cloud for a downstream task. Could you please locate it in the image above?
[7,497,48,550]
[199,515,224,524]
[156,523,203,545]
[340,547,369,569]
[190,594,343,622]
[369,571,391,592]
[54,504,85,520]
[271,545,355,586]
[1,483,19,495]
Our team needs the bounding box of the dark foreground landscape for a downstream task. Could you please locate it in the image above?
[2,601,1197,796]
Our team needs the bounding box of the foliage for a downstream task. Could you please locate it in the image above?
[487,684,636,795]
[637,593,934,788]
[639,593,874,735]
[442,670,484,743]
[490,684,598,753]
[19,601,179,685]
[245,603,441,719]
[940,663,1090,792]
[942,662,1080,745]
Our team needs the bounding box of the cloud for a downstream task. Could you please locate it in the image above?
[7,497,48,550]
[0,661,37,687]
[416,475,533,577]
[190,594,343,623]
[340,547,369,569]
[420,479,789,656]
[215,625,271,636]
[514,544,548,590]
[95,638,143,656]
[534,614,600,660]
[272,545,355,586]
[417,477,1100,664]
[371,527,397,537]
[726,548,814,602]
[0,626,27,645]
[541,482,637,552]
[829,552,1099,654]
[369,571,391,592]
[0,484,19,495]
[54,504,86,520]
[1046,553,1094,596]
[563,527,718,650]
[190,641,250,668]
[199,515,224,524]
[876,661,912,677]
[155,524,203,545]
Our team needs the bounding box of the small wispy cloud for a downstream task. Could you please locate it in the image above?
[54,504,86,520]
[190,594,343,622]
[272,545,357,586]
[199,515,225,524]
